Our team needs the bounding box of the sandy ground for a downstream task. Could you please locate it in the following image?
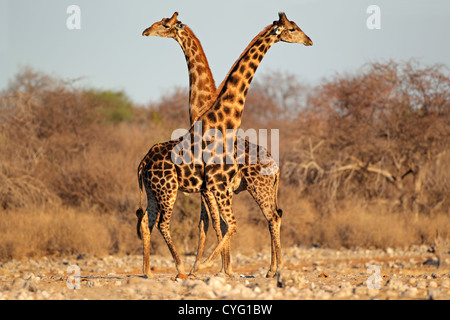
[0,245,448,301]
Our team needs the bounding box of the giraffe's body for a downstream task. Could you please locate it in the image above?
[137,12,312,278]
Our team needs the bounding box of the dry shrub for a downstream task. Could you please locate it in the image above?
[242,70,309,128]
[150,86,190,130]
[414,150,450,215]
[0,68,161,212]
[0,68,156,260]
[283,60,450,216]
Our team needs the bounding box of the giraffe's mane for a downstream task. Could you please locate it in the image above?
[191,24,274,124]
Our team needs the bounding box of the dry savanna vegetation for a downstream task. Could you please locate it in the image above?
[0,60,449,262]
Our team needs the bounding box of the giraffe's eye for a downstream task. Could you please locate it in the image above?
[162,24,169,29]
[289,28,295,32]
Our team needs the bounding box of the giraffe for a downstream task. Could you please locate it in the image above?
[142,12,285,278]
[136,12,313,279]
[142,12,216,122]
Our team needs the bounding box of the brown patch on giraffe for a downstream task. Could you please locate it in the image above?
[196,65,206,75]
[223,93,235,103]
[163,162,172,170]
[151,177,159,184]
[189,176,199,186]
[207,111,217,123]
[249,62,257,71]
[152,153,163,162]
[196,79,206,91]
[180,30,188,38]
[225,120,234,130]
[197,94,207,105]
[228,75,239,86]
[181,166,192,177]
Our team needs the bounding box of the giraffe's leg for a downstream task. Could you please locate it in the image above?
[266,212,282,278]
[156,188,187,279]
[200,190,231,276]
[190,191,229,276]
[140,192,160,278]
[197,189,236,277]
[140,211,152,278]
[190,194,210,276]
[219,215,231,276]
[246,182,283,278]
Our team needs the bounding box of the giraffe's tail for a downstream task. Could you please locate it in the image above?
[135,158,146,240]
[274,170,282,218]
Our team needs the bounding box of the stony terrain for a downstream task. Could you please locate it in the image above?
[0,245,448,300]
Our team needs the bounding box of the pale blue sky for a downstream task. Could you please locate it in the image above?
[1,0,449,105]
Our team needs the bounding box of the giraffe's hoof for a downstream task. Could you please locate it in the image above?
[215,271,235,279]
[266,269,278,278]
[143,272,154,279]
[177,273,188,280]
[189,264,200,276]
[213,271,226,278]
[172,273,188,281]
[188,269,199,277]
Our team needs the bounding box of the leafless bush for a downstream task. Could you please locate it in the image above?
[150,86,190,129]
[0,68,154,212]
[241,70,309,130]
[283,60,450,216]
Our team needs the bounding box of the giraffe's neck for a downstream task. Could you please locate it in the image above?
[176,26,217,123]
[195,25,278,133]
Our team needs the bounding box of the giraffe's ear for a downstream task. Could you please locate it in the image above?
[176,22,185,29]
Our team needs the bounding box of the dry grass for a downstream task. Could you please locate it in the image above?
[0,208,138,260]
[1,197,447,262]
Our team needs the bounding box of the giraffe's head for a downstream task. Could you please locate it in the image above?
[142,12,181,38]
[271,12,313,46]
